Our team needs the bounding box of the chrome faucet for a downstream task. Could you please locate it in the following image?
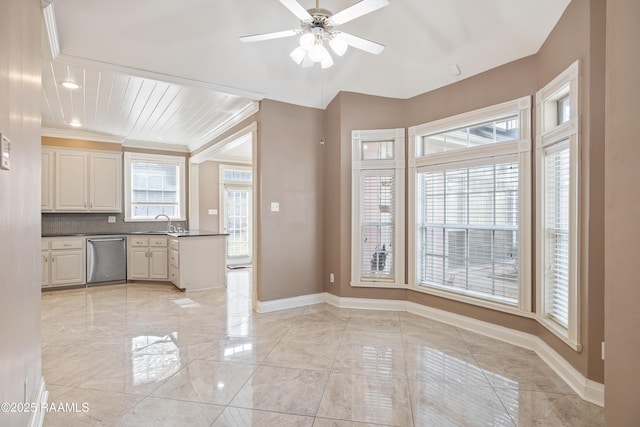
[154,214,174,232]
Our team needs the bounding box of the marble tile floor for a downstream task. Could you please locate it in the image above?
[41,269,603,426]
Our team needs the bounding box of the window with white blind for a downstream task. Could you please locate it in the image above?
[124,152,186,221]
[536,61,580,349]
[351,129,405,287]
[409,97,532,314]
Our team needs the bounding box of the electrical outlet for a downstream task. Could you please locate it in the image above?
[329,273,335,283]
[271,202,280,212]
[208,209,218,215]
[107,216,116,223]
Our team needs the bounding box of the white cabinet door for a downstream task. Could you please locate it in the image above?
[149,248,168,280]
[50,249,85,285]
[41,251,50,287]
[41,149,54,211]
[55,151,87,211]
[89,152,121,212]
[129,248,150,279]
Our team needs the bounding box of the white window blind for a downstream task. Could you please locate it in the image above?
[124,152,186,221]
[131,162,179,219]
[360,170,395,279]
[543,143,570,328]
[417,159,520,305]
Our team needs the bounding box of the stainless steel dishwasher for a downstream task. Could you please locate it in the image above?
[86,236,127,285]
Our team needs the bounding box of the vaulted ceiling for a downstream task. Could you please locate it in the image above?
[42,0,571,150]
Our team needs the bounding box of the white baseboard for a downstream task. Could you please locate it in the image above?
[256,291,604,407]
[256,292,326,313]
[28,377,48,427]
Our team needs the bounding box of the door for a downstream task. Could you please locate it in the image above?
[129,248,150,279]
[41,149,54,211]
[55,151,88,211]
[222,186,252,266]
[50,250,84,285]
[149,248,168,280]
[89,152,121,212]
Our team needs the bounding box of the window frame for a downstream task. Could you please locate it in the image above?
[408,96,532,316]
[535,60,581,351]
[123,151,187,222]
[351,128,406,288]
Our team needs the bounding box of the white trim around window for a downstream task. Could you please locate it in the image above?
[351,128,406,288]
[123,151,186,222]
[408,96,532,316]
[535,60,581,351]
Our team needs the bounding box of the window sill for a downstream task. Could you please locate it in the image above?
[124,217,187,223]
[351,281,408,289]
[536,314,582,352]
[409,283,534,318]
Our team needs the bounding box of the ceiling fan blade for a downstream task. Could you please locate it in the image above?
[335,32,385,55]
[278,0,313,21]
[330,0,389,26]
[239,29,299,43]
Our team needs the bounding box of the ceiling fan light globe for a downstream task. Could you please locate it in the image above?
[309,43,324,62]
[290,46,306,64]
[320,49,334,69]
[329,38,348,56]
[299,33,315,50]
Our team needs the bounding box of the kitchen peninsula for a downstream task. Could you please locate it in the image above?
[167,231,228,291]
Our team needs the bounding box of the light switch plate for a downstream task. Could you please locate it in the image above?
[270,202,280,212]
[0,133,10,170]
[107,216,116,223]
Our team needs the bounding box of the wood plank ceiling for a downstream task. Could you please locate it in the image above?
[41,60,257,151]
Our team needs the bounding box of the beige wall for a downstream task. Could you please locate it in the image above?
[536,0,606,385]
[322,0,605,383]
[257,99,325,301]
[604,0,640,423]
[324,92,408,301]
[197,161,222,232]
[0,0,42,424]
[197,160,250,232]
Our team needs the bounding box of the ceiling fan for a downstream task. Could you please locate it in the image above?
[240,0,390,69]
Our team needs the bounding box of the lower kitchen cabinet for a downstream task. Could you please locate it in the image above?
[128,236,168,280]
[41,237,86,288]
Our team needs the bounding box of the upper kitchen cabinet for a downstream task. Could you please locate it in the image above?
[55,150,88,210]
[41,148,54,211]
[44,147,122,213]
[89,152,122,212]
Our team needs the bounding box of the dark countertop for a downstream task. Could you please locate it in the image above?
[167,230,229,238]
[42,230,228,238]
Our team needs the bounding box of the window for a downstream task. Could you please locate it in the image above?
[409,97,532,313]
[536,60,580,350]
[124,152,186,221]
[351,128,405,287]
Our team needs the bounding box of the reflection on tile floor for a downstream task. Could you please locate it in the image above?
[41,269,603,426]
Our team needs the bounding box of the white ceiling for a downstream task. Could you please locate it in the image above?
[42,0,571,149]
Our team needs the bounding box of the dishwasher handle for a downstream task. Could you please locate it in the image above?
[87,237,126,242]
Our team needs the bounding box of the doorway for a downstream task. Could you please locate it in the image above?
[220,166,252,267]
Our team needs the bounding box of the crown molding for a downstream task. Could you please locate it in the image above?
[42,3,60,60]
[41,127,124,144]
[122,139,189,153]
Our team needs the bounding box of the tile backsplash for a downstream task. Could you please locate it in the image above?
[42,213,188,236]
